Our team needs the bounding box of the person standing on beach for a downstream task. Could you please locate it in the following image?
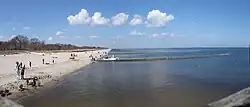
[21,65,25,79]
[42,59,45,64]
[16,62,19,69]
[29,61,32,68]
[19,62,23,69]
[16,63,20,79]
[52,59,55,64]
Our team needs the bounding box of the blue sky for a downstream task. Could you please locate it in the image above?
[0,0,249,48]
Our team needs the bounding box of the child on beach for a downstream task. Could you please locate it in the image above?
[19,62,23,69]
[21,65,25,79]
[16,62,19,69]
[29,61,32,68]
[16,65,20,79]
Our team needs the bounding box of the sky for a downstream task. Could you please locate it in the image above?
[0,0,249,48]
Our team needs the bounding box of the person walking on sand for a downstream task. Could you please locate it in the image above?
[42,59,45,64]
[21,65,25,79]
[52,59,55,64]
[29,61,32,68]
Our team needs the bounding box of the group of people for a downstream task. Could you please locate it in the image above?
[89,51,108,61]
[16,62,24,79]
[89,54,97,61]
[16,61,31,80]
[42,58,55,64]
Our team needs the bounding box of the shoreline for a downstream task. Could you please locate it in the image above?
[0,49,111,102]
[12,62,96,102]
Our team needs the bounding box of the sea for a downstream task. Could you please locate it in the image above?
[19,48,250,107]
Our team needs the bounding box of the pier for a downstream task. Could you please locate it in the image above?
[96,53,230,62]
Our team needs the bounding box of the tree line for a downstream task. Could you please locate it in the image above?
[0,35,106,51]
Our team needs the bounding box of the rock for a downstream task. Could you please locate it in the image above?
[208,87,250,107]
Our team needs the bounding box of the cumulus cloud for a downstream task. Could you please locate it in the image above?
[130,15,143,25]
[89,35,99,39]
[111,13,129,26]
[146,10,174,27]
[91,12,110,26]
[67,9,174,27]
[67,9,91,25]
[23,26,31,30]
[149,33,175,38]
[48,37,53,41]
[67,9,110,26]
[129,30,146,36]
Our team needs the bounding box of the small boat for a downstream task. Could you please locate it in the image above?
[99,55,119,61]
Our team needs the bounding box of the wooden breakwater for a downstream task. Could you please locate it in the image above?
[96,53,230,62]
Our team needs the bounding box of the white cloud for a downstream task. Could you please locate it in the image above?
[129,30,146,36]
[23,26,31,30]
[9,35,16,40]
[128,30,175,38]
[31,34,39,38]
[56,31,64,36]
[130,15,143,25]
[146,10,174,27]
[91,12,110,26]
[67,9,174,27]
[56,31,65,38]
[111,13,129,26]
[67,9,91,25]
[67,9,110,26]
[48,37,53,41]
[149,33,175,38]
[89,35,99,39]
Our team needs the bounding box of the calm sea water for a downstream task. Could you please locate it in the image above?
[20,48,250,107]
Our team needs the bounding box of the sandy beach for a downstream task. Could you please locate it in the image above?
[0,49,111,100]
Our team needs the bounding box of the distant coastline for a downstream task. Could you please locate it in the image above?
[0,35,107,55]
